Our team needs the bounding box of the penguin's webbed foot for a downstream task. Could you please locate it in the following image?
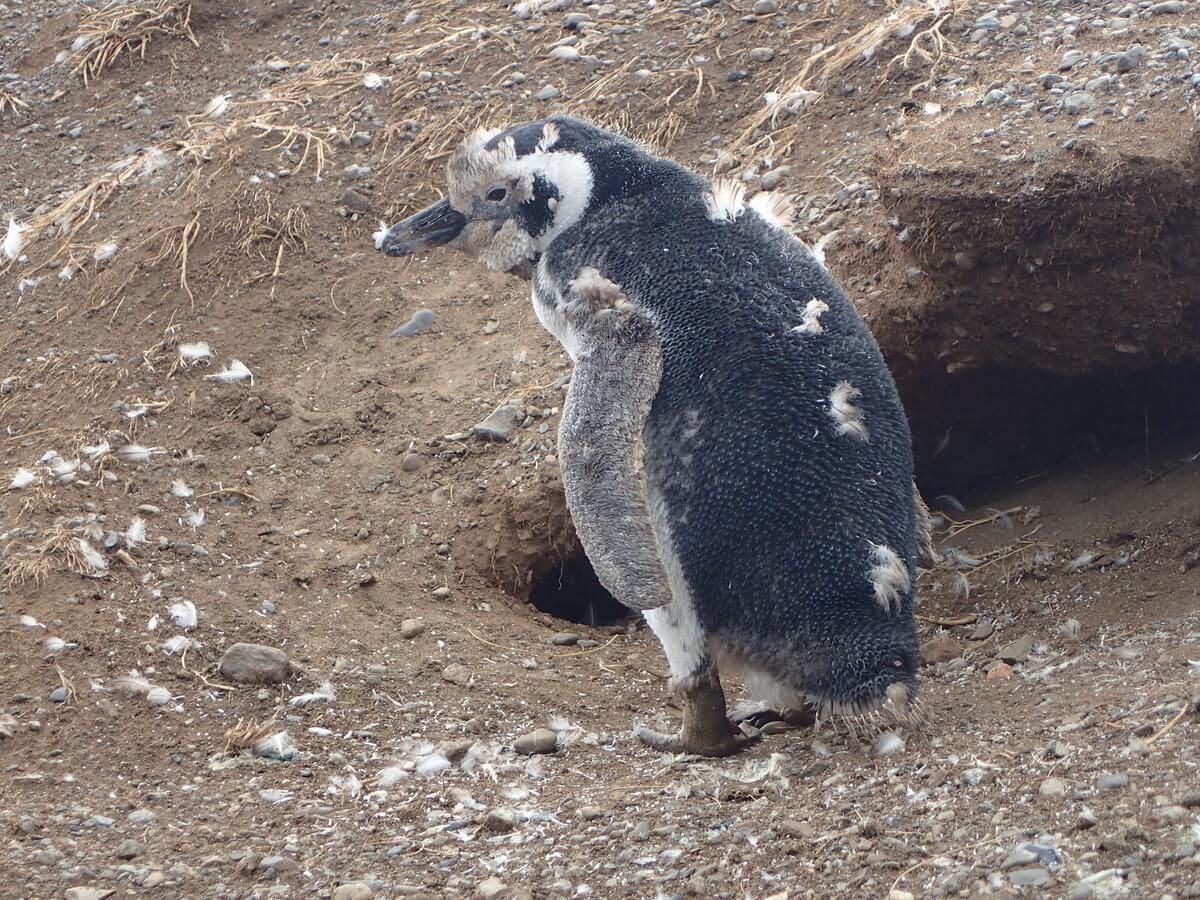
[730,704,817,731]
[636,669,760,758]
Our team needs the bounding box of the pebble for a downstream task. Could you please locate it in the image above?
[219,643,289,684]
[753,0,778,13]
[477,877,509,899]
[65,890,112,900]
[1009,867,1052,886]
[1098,772,1130,791]
[400,452,424,472]
[390,309,436,337]
[332,883,375,900]
[115,838,144,859]
[748,47,775,63]
[472,402,523,441]
[998,633,1035,663]
[49,686,67,703]
[442,664,471,686]
[399,618,425,639]
[485,808,518,832]
[986,661,1014,681]
[513,728,558,755]
[310,453,331,466]
[1039,777,1068,798]
[549,631,580,645]
[921,633,962,664]
[535,85,561,100]
[128,809,157,825]
[1148,0,1184,13]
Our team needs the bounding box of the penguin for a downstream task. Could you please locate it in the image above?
[377,117,925,756]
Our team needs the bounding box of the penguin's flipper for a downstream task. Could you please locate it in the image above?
[558,272,673,612]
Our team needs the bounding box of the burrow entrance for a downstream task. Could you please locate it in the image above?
[457,474,633,627]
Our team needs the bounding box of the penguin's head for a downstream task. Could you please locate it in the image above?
[375,116,662,274]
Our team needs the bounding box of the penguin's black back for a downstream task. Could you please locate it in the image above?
[544,144,918,705]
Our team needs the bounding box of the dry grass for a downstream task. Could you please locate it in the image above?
[0,88,29,116]
[222,712,280,755]
[1,523,103,590]
[70,0,199,86]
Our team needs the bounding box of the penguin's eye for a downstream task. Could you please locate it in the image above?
[486,187,508,202]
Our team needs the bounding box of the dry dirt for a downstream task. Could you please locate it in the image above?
[2,1,1200,899]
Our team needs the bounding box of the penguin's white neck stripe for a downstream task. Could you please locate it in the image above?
[522,151,593,250]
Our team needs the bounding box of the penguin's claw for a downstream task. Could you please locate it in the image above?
[730,704,817,730]
[635,723,760,758]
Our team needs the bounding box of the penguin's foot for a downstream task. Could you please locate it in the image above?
[636,671,760,757]
[730,703,817,731]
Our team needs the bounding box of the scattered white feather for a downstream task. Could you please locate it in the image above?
[184,507,205,529]
[70,35,92,52]
[146,615,160,632]
[875,731,906,757]
[253,732,298,761]
[169,600,198,630]
[45,636,76,654]
[37,450,58,464]
[50,456,79,484]
[1065,552,1099,574]
[204,94,230,119]
[372,220,389,250]
[764,87,820,126]
[792,298,829,335]
[290,681,336,706]
[58,265,75,282]
[92,242,119,265]
[139,147,168,177]
[362,73,391,90]
[125,516,147,547]
[10,467,37,489]
[828,381,869,440]
[206,359,253,384]
[17,277,41,294]
[81,442,110,458]
[171,478,194,498]
[112,674,154,696]
[177,341,212,364]
[3,216,28,261]
[116,444,164,464]
[161,635,192,655]
[20,614,44,629]
[376,766,408,787]
[499,786,529,801]
[548,45,581,61]
[76,538,108,574]
[145,686,172,706]
[415,753,451,777]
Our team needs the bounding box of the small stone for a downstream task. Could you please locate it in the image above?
[472,402,523,441]
[969,619,994,640]
[128,809,157,825]
[535,85,560,101]
[888,891,915,900]
[921,633,962,665]
[333,883,375,900]
[1039,777,1068,798]
[442,664,471,686]
[998,633,1035,663]
[115,839,144,859]
[1076,118,1096,131]
[1180,790,1200,808]
[1098,772,1129,792]
[1059,50,1087,71]
[579,806,604,821]
[549,632,580,646]
[431,586,451,599]
[49,687,67,703]
[760,166,791,190]
[1148,1,1184,13]
[485,808,518,832]
[219,643,289,684]
[513,728,558,755]
[747,47,775,63]
[752,0,778,14]
[401,452,424,472]
[987,662,1014,681]
[65,890,113,900]
[390,309,436,337]
[1063,92,1093,115]
[310,453,331,466]
[477,877,509,899]
[1076,808,1099,830]
[1009,867,1051,887]
[399,618,425,639]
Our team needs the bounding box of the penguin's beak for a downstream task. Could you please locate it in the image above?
[375,198,467,256]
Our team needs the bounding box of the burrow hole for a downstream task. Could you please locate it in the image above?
[528,544,633,627]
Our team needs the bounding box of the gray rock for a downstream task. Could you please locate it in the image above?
[128,809,157,825]
[400,452,423,472]
[1148,1,1184,14]
[218,643,289,684]
[333,882,375,900]
[485,808,519,832]
[747,47,775,64]
[513,728,558,755]
[1063,92,1093,115]
[1039,777,1067,798]
[1009,867,1051,886]
[983,88,1007,105]
[1059,50,1087,71]
[477,878,509,899]
[1076,117,1097,130]
[49,687,67,703]
[760,166,791,190]
[998,633,1035,663]
[549,632,580,646]
[390,309,436,337]
[1098,772,1129,791]
[472,402,523,441]
[115,839,144,860]
[400,619,425,639]
[65,890,113,900]
[310,453,331,466]
[752,0,778,13]
[535,85,561,101]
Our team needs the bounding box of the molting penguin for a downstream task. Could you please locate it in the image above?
[377,117,929,757]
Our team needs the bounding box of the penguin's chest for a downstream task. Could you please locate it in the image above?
[531,266,583,361]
